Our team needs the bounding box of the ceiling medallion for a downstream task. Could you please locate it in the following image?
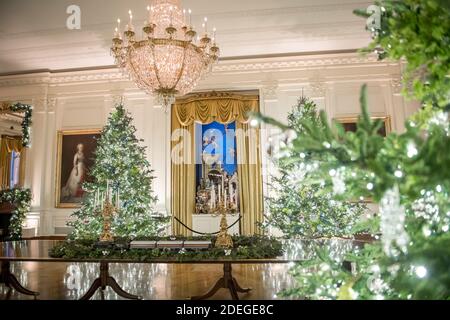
[111,0,220,109]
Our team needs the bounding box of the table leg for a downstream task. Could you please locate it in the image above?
[79,261,142,300]
[190,263,252,300]
[0,261,39,299]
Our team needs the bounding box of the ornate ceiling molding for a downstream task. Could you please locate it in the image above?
[215,54,381,73]
[49,70,125,84]
[0,73,51,87]
[0,53,397,88]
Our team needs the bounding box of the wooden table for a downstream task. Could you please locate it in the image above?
[0,240,298,300]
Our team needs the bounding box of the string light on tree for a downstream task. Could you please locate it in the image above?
[69,104,166,239]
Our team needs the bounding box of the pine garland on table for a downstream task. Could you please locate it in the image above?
[49,236,284,261]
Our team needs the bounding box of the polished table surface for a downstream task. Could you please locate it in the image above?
[0,239,362,300]
[0,239,300,264]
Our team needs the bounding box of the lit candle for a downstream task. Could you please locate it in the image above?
[213,27,217,42]
[116,18,121,36]
[183,9,186,26]
[169,6,173,25]
[117,188,120,209]
[204,17,208,33]
[188,9,192,26]
[224,189,227,208]
[106,180,110,202]
[210,185,214,208]
[128,10,133,30]
[230,184,234,204]
[145,6,150,25]
[221,176,225,197]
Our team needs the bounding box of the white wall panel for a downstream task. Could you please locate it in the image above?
[0,52,420,235]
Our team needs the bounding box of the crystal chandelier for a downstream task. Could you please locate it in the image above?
[111,0,220,108]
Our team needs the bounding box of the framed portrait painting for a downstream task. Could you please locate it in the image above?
[335,116,391,137]
[334,115,391,204]
[55,129,101,208]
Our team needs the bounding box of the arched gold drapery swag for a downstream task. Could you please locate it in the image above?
[171,92,264,236]
[0,136,26,189]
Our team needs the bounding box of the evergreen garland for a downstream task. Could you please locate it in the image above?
[68,104,166,240]
[7,103,33,147]
[0,188,32,239]
[49,236,283,261]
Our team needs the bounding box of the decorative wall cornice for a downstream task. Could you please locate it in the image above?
[0,53,397,89]
[49,70,126,84]
[214,54,380,73]
[0,73,51,87]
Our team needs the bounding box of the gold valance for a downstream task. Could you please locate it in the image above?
[1,136,24,154]
[173,92,259,126]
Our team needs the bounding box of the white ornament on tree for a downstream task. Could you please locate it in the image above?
[379,185,409,257]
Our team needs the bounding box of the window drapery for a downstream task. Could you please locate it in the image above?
[171,92,263,236]
[0,136,25,189]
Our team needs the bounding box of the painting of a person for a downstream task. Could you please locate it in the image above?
[56,129,101,208]
[61,143,85,200]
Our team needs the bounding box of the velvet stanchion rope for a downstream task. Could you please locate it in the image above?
[173,215,242,236]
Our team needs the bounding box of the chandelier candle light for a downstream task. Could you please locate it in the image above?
[111,0,220,108]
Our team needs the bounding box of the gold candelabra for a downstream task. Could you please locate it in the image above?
[99,199,116,242]
[212,201,233,249]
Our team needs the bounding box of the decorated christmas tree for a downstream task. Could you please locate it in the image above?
[257,0,450,299]
[69,104,163,240]
[265,97,365,238]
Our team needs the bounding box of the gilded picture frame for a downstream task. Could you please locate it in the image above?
[55,129,101,208]
[334,115,392,137]
[334,116,391,204]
